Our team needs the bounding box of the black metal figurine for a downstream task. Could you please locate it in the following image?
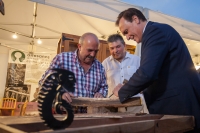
[38,69,76,130]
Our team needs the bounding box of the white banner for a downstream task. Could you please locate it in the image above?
[5,49,53,101]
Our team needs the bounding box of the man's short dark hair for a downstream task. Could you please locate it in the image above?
[116,8,147,26]
[107,34,125,45]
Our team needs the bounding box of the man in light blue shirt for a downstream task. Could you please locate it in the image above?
[102,34,148,113]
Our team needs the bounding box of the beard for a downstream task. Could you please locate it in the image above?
[87,55,94,59]
[83,55,95,64]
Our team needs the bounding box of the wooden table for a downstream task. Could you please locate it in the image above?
[0,97,194,133]
[0,113,194,133]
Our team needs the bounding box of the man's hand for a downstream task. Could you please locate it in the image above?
[94,92,103,98]
[62,92,74,103]
[113,83,123,97]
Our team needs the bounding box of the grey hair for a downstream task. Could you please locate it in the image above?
[79,32,99,45]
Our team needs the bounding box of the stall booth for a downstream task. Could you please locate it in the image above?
[0,0,199,132]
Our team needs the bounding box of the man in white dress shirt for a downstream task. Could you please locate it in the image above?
[102,34,148,113]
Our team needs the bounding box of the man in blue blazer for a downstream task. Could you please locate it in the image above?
[113,8,200,132]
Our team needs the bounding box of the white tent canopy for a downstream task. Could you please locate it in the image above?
[0,0,200,58]
[0,0,200,99]
[32,0,200,41]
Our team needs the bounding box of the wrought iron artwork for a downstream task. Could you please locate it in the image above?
[0,0,5,15]
[38,69,76,130]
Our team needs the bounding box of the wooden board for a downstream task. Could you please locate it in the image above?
[71,97,141,107]
[0,114,194,133]
[0,123,25,133]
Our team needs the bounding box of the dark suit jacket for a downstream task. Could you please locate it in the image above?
[119,21,200,128]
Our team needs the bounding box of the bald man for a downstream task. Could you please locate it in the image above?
[40,33,108,113]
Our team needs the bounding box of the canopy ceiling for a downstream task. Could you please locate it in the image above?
[0,0,200,60]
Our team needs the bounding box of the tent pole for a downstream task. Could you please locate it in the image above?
[0,43,28,52]
[0,27,31,38]
[31,2,38,38]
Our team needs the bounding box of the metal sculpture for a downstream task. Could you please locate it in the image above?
[38,69,76,130]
